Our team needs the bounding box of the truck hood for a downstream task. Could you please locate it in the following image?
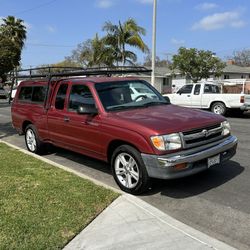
[106,104,225,136]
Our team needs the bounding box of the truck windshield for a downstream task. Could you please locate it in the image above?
[95,80,168,111]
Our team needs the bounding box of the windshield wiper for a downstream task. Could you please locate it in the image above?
[142,101,169,107]
[108,105,140,111]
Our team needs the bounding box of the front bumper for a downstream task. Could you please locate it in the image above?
[141,135,238,179]
[240,104,250,111]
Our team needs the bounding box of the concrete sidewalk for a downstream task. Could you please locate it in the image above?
[64,194,235,250]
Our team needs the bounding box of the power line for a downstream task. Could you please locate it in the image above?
[26,42,76,48]
[14,0,59,15]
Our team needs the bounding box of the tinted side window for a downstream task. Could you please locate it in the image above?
[55,84,68,110]
[32,86,46,103]
[18,87,32,101]
[194,84,201,95]
[204,84,220,94]
[178,85,193,94]
[68,85,94,111]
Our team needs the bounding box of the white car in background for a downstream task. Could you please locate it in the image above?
[130,83,158,101]
[164,82,250,115]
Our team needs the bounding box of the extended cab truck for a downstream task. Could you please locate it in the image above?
[164,82,250,116]
[11,70,238,194]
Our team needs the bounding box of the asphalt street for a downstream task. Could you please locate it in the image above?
[0,100,249,250]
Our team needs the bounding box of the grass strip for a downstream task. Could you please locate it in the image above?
[0,143,119,250]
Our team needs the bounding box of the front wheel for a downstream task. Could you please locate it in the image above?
[211,102,226,116]
[25,124,44,154]
[111,145,151,194]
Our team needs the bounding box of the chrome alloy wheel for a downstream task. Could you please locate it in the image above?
[26,128,37,152]
[114,153,139,189]
[213,104,224,114]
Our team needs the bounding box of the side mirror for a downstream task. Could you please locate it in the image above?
[163,96,171,103]
[77,105,98,115]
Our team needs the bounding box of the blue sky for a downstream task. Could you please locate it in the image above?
[1,0,250,68]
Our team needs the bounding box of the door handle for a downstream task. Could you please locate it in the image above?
[187,95,191,97]
[64,116,70,122]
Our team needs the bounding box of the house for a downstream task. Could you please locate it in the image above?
[137,61,250,94]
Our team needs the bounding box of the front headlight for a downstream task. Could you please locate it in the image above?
[151,133,182,151]
[221,121,231,136]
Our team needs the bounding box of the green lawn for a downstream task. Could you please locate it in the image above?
[0,143,119,250]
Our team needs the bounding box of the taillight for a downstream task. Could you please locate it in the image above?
[240,96,245,103]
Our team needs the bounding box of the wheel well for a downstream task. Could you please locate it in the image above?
[210,101,226,109]
[22,121,32,133]
[107,140,139,163]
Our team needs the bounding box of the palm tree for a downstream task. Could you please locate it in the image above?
[78,34,116,67]
[1,16,27,49]
[103,18,149,65]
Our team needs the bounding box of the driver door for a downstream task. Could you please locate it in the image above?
[47,82,104,159]
[173,84,193,107]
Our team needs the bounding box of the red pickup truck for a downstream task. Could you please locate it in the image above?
[11,67,238,194]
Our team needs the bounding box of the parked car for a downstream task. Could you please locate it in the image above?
[164,82,250,116]
[130,84,158,101]
[9,86,18,100]
[11,68,238,194]
[0,87,8,99]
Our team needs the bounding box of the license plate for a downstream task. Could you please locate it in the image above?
[208,154,220,168]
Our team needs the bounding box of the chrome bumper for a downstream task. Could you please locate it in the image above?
[240,104,250,111]
[141,135,237,179]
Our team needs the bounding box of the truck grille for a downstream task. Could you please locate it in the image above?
[181,123,223,149]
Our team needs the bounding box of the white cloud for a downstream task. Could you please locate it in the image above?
[192,11,246,31]
[96,0,115,8]
[171,38,185,46]
[196,2,218,11]
[137,0,154,4]
[46,25,56,33]
[24,22,32,30]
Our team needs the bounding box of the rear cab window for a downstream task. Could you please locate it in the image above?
[18,85,47,104]
[204,84,220,94]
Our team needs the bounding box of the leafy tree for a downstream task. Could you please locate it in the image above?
[103,18,149,65]
[0,16,27,81]
[0,16,27,49]
[35,60,82,75]
[170,47,226,82]
[143,53,170,67]
[0,35,21,81]
[232,49,250,66]
[66,34,116,67]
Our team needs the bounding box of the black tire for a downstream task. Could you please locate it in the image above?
[25,124,44,154]
[111,145,151,195]
[211,102,226,116]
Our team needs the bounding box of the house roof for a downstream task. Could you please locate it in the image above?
[223,64,250,74]
[153,64,250,77]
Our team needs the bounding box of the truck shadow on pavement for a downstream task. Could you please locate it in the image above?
[227,111,250,119]
[0,122,16,139]
[148,161,244,198]
[49,147,112,175]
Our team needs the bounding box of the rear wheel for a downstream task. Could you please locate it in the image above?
[111,145,151,194]
[25,124,44,154]
[211,102,226,116]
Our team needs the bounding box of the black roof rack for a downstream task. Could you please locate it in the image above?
[8,66,152,104]
[13,66,152,79]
